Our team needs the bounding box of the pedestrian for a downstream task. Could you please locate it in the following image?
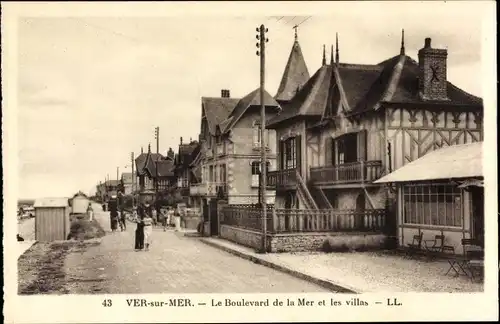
[152,208,158,227]
[161,208,168,232]
[142,204,154,251]
[174,205,181,232]
[134,203,145,251]
[87,202,94,221]
[109,198,119,232]
[119,205,127,231]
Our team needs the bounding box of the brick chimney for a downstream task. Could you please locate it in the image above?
[180,137,183,145]
[221,89,230,98]
[418,38,449,101]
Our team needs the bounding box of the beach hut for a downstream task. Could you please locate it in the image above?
[34,197,71,242]
[375,142,484,254]
[71,191,90,214]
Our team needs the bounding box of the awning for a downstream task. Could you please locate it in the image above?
[456,179,484,188]
[375,142,483,184]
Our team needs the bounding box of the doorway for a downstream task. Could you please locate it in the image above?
[470,187,484,246]
[209,199,219,236]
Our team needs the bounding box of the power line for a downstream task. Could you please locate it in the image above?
[71,17,144,44]
[295,16,312,27]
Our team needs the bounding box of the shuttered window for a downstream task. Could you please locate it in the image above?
[284,137,297,169]
[357,129,368,161]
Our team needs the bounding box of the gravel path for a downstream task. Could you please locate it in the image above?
[266,251,483,293]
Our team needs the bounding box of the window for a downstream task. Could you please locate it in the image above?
[403,183,462,227]
[253,122,270,148]
[219,164,226,183]
[284,137,296,169]
[251,161,270,187]
[209,165,214,182]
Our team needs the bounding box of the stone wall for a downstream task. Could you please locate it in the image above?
[220,225,263,250]
[220,224,387,253]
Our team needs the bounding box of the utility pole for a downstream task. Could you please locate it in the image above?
[154,127,160,206]
[131,151,135,207]
[256,24,268,253]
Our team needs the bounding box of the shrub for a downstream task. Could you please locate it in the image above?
[67,219,106,241]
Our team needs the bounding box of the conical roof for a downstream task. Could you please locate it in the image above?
[275,39,310,102]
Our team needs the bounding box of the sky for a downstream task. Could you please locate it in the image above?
[15,2,487,199]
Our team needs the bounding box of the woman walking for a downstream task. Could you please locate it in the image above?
[87,202,94,221]
[134,203,145,251]
[143,211,153,251]
[109,198,119,232]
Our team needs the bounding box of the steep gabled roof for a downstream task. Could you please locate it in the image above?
[267,64,333,128]
[269,48,482,130]
[201,97,240,135]
[275,38,310,102]
[220,88,281,133]
[175,141,200,169]
[350,54,482,114]
[135,152,163,176]
[156,160,175,177]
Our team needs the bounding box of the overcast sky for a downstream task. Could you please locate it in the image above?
[15,1,489,199]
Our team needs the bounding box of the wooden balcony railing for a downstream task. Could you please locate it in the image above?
[267,168,297,189]
[310,160,383,185]
[220,206,386,233]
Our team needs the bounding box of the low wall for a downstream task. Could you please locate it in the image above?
[220,225,263,250]
[220,225,387,253]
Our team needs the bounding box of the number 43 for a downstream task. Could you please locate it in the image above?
[102,299,112,307]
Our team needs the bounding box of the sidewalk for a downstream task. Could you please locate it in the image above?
[199,237,484,293]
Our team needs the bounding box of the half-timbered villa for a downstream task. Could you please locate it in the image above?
[263,32,482,249]
[135,144,167,203]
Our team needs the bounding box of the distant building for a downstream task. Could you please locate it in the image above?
[104,180,120,200]
[173,137,200,207]
[120,172,134,195]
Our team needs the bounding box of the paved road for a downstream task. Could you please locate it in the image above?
[65,208,329,293]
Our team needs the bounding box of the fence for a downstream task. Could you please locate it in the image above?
[220,205,386,234]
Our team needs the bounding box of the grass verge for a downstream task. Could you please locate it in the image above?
[18,241,100,295]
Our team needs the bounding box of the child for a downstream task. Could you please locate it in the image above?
[142,213,153,251]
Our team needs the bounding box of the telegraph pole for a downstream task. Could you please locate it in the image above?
[131,151,135,207]
[256,24,268,253]
[154,127,160,206]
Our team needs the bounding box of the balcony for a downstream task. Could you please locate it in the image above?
[310,160,383,186]
[267,169,297,190]
[205,182,228,199]
[189,183,207,196]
